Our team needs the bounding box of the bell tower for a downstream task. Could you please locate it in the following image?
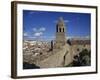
[55,17,66,48]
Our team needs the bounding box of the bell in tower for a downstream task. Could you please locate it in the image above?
[55,17,66,49]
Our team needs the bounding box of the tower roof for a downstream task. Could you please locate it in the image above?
[58,17,64,23]
[57,17,65,26]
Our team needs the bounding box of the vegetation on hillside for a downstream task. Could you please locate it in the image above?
[66,49,91,67]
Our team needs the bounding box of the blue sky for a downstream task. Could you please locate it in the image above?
[23,10,91,41]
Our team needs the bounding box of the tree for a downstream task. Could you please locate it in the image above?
[72,49,91,66]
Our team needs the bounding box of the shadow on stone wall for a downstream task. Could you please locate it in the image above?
[23,62,40,69]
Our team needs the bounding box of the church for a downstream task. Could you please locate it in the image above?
[23,17,91,68]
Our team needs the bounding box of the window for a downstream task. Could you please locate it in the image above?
[56,26,58,32]
[63,28,64,32]
[59,28,61,32]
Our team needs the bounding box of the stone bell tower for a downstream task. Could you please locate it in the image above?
[55,17,66,48]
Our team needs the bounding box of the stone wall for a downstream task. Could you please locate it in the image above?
[64,44,73,66]
[34,44,72,68]
[23,43,91,68]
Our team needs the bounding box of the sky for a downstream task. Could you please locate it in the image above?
[23,10,91,41]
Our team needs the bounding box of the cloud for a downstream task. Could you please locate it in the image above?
[39,27,46,31]
[32,27,46,37]
[67,36,90,40]
[28,36,36,39]
[85,35,90,38]
[33,28,37,32]
[64,20,69,23]
[54,19,69,23]
[24,32,28,36]
[67,36,74,39]
[28,27,46,39]
[34,32,43,37]
[29,11,36,14]
[32,27,46,32]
